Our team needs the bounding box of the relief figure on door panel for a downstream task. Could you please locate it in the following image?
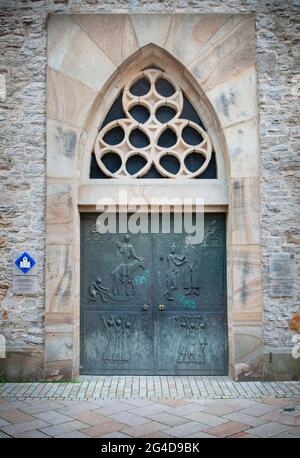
[112,234,145,297]
[88,224,101,241]
[204,219,219,245]
[164,244,186,301]
[175,315,207,363]
[88,277,109,302]
[102,315,131,362]
[183,249,200,296]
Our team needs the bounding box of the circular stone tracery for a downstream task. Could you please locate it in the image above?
[94,69,212,178]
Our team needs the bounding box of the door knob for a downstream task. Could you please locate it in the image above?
[143,304,149,311]
[158,304,165,311]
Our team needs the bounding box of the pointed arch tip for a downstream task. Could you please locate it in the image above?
[123,42,186,73]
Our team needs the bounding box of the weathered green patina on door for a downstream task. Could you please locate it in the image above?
[80,213,227,375]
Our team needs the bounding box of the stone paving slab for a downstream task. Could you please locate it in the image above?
[223,411,268,427]
[1,376,299,400]
[249,422,290,438]
[109,412,150,426]
[1,419,49,436]
[183,411,230,426]
[33,410,74,425]
[202,421,249,437]
[0,396,299,438]
[39,420,88,437]
[0,409,35,424]
[0,377,300,438]
[14,430,52,438]
[163,421,208,437]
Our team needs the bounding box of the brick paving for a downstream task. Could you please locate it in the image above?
[1,376,299,400]
[0,376,299,438]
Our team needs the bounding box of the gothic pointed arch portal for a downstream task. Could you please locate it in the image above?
[46,14,262,382]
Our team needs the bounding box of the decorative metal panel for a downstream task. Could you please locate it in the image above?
[80,213,227,375]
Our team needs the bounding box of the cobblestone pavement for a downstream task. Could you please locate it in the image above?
[0,377,300,438]
[1,376,300,400]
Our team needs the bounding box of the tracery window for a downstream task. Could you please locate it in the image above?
[90,68,217,179]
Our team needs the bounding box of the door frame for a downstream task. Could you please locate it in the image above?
[45,194,263,381]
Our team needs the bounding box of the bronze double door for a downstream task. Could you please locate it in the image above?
[80,213,228,375]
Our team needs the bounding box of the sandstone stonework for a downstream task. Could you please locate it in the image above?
[0,0,299,380]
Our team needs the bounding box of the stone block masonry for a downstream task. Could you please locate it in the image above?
[0,0,299,381]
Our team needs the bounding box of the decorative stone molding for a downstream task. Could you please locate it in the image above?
[46,13,262,381]
[94,68,213,179]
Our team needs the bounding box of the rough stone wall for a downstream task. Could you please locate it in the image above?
[0,0,299,371]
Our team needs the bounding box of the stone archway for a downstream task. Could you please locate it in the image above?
[45,13,262,381]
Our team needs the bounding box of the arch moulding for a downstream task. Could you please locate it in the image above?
[45,13,262,381]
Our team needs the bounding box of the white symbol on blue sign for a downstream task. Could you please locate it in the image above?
[15,252,36,274]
